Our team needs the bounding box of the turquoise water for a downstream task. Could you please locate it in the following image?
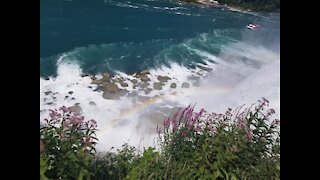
[40,0,279,77]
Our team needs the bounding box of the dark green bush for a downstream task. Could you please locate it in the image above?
[40,106,98,180]
[41,98,280,179]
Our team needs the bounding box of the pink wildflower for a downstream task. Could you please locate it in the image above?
[272,119,280,125]
[156,125,161,134]
[59,106,69,113]
[163,118,170,129]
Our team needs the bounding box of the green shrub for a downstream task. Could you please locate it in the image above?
[40,106,98,180]
[90,144,137,180]
[40,98,280,179]
[156,98,280,179]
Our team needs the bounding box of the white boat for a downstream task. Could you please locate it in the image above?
[246,23,258,30]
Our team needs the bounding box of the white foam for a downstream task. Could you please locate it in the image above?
[40,40,280,152]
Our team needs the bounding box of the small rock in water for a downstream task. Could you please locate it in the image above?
[138,82,150,89]
[130,79,138,84]
[91,76,97,81]
[140,70,150,75]
[89,101,96,106]
[101,83,120,92]
[144,88,153,94]
[139,75,150,82]
[198,66,213,72]
[120,82,129,87]
[81,73,90,78]
[170,83,177,89]
[181,82,190,88]
[157,75,171,83]
[44,91,52,95]
[153,82,164,90]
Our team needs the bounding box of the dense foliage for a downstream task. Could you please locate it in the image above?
[40,107,98,180]
[40,98,280,179]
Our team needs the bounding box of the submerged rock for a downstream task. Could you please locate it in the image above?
[102,90,127,100]
[137,96,151,103]
[89,101,96,106]
[144,88,153,94]
[182,82,190,88]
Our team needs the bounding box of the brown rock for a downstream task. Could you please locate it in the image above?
[139,75,150,82]
[101,83,120,92]
[153,82,164,90]
[138,82,150,89]
[140,70,150,75]
[157,75,171,83]
[112,77,124,83]
[102,90,127,100]
[102,73,111,79]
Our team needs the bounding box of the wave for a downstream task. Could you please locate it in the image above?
[40,39,279,151]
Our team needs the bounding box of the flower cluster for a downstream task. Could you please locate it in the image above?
[40,106,98,154]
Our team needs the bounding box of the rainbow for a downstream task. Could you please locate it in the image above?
[98,85,232,133]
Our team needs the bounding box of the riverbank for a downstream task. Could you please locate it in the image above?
[179,0,278,14]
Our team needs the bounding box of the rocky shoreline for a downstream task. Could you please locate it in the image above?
[183,0,257,14]
[85,63,213,100]
[42,61,215,112]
